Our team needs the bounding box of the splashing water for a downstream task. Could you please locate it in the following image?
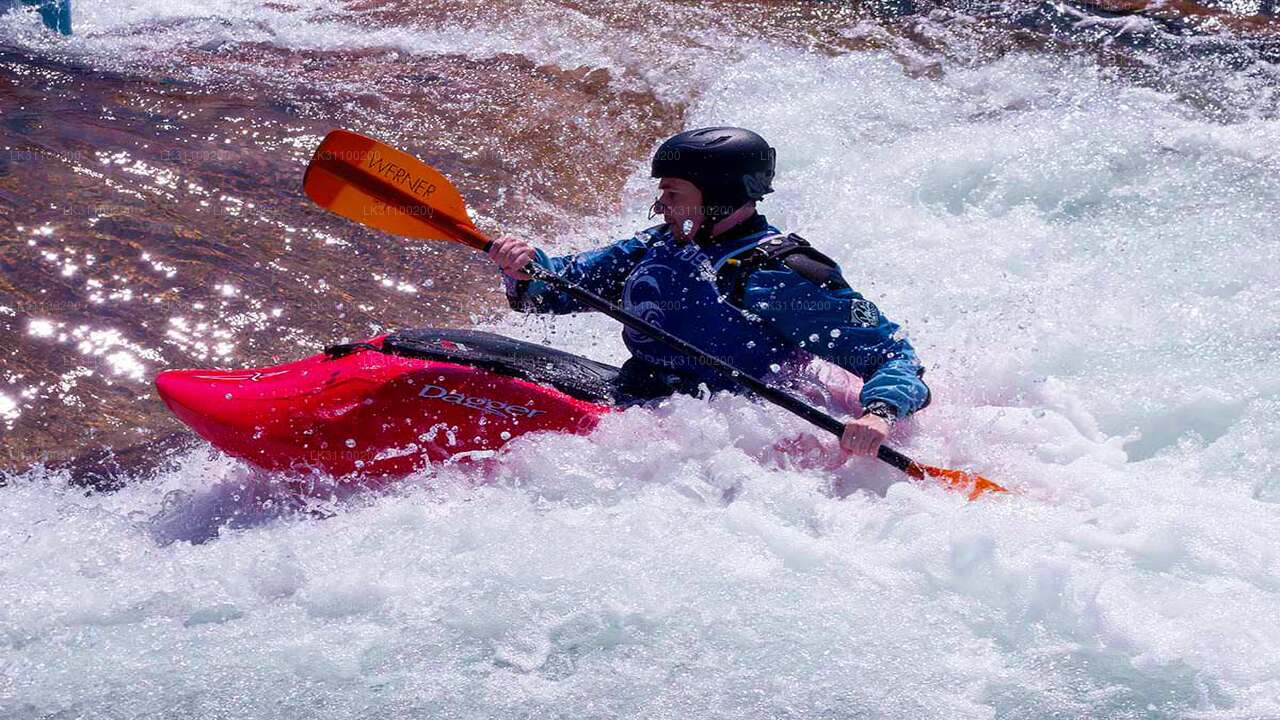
[3,0,1280,717]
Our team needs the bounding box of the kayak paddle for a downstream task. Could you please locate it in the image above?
[303,129,1007,500]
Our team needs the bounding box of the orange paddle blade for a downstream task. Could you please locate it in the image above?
[303,129,489,250]
[905,463,1008,500]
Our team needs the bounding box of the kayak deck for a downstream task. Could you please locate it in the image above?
[156,330,618,478]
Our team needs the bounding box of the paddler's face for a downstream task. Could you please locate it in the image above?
[652,178,703,242]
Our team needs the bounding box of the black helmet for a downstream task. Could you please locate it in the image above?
[650,127,776,223]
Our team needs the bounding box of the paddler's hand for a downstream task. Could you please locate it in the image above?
[840,413,892,457]
[488,236,537,281]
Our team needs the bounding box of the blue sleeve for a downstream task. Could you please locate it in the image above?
[505,233,652,314]
[744,268,931,418]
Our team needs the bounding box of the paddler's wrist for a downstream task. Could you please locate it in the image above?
[861,401,898,427]
[502,273,529,297]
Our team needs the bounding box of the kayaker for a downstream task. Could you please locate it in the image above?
[487,127,930,457]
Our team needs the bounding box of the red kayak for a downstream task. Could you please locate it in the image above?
[155,329,620,478]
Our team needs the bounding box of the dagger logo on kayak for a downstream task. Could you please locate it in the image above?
[365,151,436,199]
[418,384,545,419]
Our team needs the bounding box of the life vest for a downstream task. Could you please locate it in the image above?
[618,224,824,391]
[716,232,852,308]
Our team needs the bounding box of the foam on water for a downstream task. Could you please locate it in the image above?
[4,4,1280,719]
[2,0,735,101]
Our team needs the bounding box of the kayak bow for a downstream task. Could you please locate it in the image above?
[155,329,616,478]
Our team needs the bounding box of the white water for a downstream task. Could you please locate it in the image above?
[5,3,1280,718]
[0,0,736,101]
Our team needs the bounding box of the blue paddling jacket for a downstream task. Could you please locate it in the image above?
[505,213,931,418]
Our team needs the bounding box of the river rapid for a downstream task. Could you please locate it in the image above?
[2,1,1280,718]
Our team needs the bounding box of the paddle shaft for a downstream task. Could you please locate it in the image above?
[487,244,920,475]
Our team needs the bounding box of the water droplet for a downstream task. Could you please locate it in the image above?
[830,329,841,338]
[500,431,511,440]
[769,363,782,373]
[344,438,356,448]
[808,333,820,343]
[223,393,232,400]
